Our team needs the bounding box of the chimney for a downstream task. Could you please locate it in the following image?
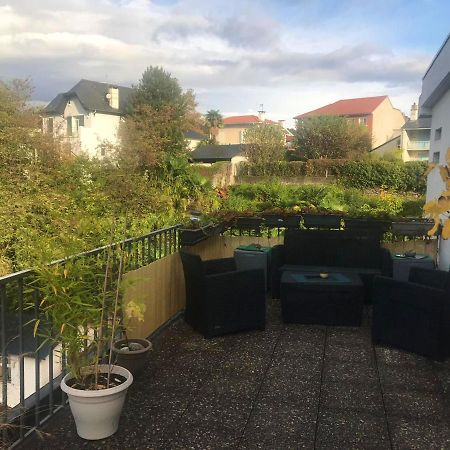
[106,86,119,109]
[257,103,266,122]
[410,102,418,121]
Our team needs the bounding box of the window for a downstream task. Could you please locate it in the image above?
[358,117,367,126]
[435,127,442,140]
[433,152,440,164]
[66,117,72,136]
[76,115,84,127]
[0,358,11,383]
[46,118,54,134]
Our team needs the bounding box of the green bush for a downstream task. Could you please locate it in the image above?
[239,160,427,193]
[338,160,427,193]
[305,159,347,176]
[238,161,305,177]
[222,182,424,219]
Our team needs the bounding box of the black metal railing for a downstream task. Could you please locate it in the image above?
[0,224,181,449]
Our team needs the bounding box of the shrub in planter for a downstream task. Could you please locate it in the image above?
[27,242,142,440]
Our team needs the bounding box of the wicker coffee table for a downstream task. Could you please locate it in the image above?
[280,271,364,326]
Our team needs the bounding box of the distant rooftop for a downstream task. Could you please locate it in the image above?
[44,79,133,116]
[294,96,388,119]
[190,144,247,162]
[184,130,208,140]
[223,115,277,125]
[402,117,432,131]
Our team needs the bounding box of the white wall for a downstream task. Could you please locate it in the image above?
[1,347,62,408]
[45,97,121,159]
[423,35,450,270]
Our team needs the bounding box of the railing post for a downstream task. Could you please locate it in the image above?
[0,284,8,445]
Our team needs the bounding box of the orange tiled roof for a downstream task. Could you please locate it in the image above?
[223,115,261,125]
[294,96,387,119]
[223,115,278,125]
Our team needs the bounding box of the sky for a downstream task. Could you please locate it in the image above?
[1,0,449,127]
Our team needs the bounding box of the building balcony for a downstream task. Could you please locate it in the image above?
[407,140,430,151]
[2,220,448,449]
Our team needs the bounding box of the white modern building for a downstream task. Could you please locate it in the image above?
[400,103,431,162]
[43,80,133,159]
[421,33,450,269]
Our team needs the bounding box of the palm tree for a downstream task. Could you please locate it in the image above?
[204,109,223,143]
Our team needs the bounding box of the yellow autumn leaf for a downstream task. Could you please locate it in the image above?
[439,166,450,182]
[427,221,440,237]
[423,200,441,215]
[437,197,450,211]
[442,220,450,239]
[124,300,146,322]
[33,319,40,337]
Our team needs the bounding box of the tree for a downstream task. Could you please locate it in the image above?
[243,123,285,166]
[119,66,197,171]
[204,109,223,143]
[293,115,372,160]
[0,79,68,171]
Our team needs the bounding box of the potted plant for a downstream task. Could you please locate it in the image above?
[28,241,134,440]
[112,336,152,376]
[112,300,152,376]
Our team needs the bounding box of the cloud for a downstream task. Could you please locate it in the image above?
[0,0,434,123]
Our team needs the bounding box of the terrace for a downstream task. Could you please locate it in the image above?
[2,218,449,449]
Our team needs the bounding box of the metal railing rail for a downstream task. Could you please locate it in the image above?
[0,224,181,449]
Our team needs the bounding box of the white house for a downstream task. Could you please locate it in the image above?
[43,79,133,159]
[420,33,450,269]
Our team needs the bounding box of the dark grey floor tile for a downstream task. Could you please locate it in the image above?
[322,360,378,384]
[375,346,432,368]
[390,418,450,450]
[327,327,371,347]
[378,363,439,393]
[316,409,390,448]
[325,342,374,364]
[321,381,384,413]
[384,389,447,420]
[239,399,316,449]
[276,337,325,359]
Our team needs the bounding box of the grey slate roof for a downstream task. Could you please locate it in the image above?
[190,144,247,162]
[44,79,133,116]
[402,117,432,130]
[184,130,208,140]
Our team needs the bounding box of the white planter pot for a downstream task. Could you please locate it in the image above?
[61,364,133,440]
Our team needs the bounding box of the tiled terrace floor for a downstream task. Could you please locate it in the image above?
[26,299,450,449]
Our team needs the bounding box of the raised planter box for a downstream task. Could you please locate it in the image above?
[345,218,391,235]
[392,220,435,237]
[262,214,301,229]
[179,223,225,246]
[179,226,212,246]
[302,214,342,230]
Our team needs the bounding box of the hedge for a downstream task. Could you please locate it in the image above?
[238,160,427,193]
[338,161,427,193]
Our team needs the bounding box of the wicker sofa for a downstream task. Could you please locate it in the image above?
[271,229,392,301]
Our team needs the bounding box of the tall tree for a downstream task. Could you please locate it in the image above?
[0,79,67,170]
[120,66,197,170]
[204,109,223,142]
[293,115,372,160]
[243,123,285,166]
